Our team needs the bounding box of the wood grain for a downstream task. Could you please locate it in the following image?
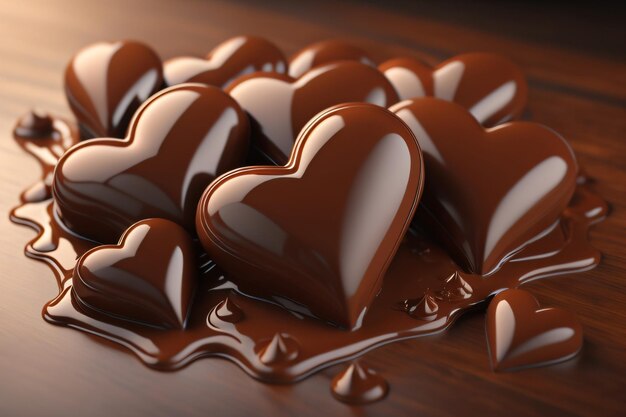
[0,1,625,416]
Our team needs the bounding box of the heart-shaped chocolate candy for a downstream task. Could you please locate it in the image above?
[486,289,583,371]
[288,40,374,78]
[65,40,163,138]
[196,103,423,328]
[53,84,250,243]
[72,218,197,329]
[391,98,577,275]
[380,53,527,126]
[163,36,286,88]
[226,61,399,165]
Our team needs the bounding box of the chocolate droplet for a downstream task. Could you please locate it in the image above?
[256,333,299,365]
[331,361,389,405]
[402,291,439,320]
[435,271,473,302]
[14,111,54,138]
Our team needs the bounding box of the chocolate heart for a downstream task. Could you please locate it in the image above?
[226,61,399,165]
[163,36,286,88]
[196,103,423,328]
[65,40,163,138]
[380,53,527,126]
[486,289,583,371]
[72,218,197,329]
[53,84,250,243]
[288,40,374,78]
[391,98,577,275]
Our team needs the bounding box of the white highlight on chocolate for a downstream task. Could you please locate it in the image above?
[339,133,411,298]
[469,81,516,124]
[484,156,568,264]
[433,61,465,101]
[495,299,516,363]
[384,67,426,99]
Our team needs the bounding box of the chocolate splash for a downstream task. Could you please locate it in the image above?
[9,111,606,382]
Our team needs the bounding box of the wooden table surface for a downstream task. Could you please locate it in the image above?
[1,1,625,416]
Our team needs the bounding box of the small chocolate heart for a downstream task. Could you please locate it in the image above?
[72,218,198,329]
[53,84,250,243]
[196,103,423,328]
[486,289,583,371]
[392,98,577,275]
[65,40,163,138]
[380,53,527,126]
[226,61,399,165]
[163,36,286,88]
[288,40,374,78]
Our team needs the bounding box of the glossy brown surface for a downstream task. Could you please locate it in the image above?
[288,39,374,78]
[1,1,625,416]
[380,53,528,126]
[226,61,399,164]
[330,361,389,405]
[196,103,424,328]
[486,289,583,371]
[53,83,250,243]
[391,98,578,275]
[65,40,163,138]
[73,218,198,329]
[11,110,606,384]
[163,35,286,88]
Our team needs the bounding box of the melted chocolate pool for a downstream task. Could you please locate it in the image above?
[9,112,606,384]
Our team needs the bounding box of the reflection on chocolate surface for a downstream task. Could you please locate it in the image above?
[65,40,163,138]
[227,61,399,165]
[380,53,527,126]
[288,39,374,78]
[53,83,250,243]
[196,103,424,328]
[72,218,198,329]
[392,98,577,275]
[163,36,287,88]
[486,289,583,371]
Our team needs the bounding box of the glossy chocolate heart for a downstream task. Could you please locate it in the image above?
[391,98,577,275]
[226,61,399,165]
[53,84,250,243]
[196,103,424,328]
[72,218,197,329]
[163,36,286,88]
[486,289,583,371]
[380,53,527,126]
[288,40,374,78]
[65,40,163,138]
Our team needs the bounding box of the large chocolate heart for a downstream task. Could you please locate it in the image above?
[391,98,577,275]
[53,84,250,243]
[380,53,527,126]
[65,40,163,138]
[288,40,374,78]
[163,36,286,88]
[72,218,197,329]
[486,289,583,371]
[196,103,424,328]
[226,61,399,165]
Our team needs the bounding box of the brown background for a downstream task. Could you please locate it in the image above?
[1,1,625,416]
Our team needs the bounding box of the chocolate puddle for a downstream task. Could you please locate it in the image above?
[10,112,606,384]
